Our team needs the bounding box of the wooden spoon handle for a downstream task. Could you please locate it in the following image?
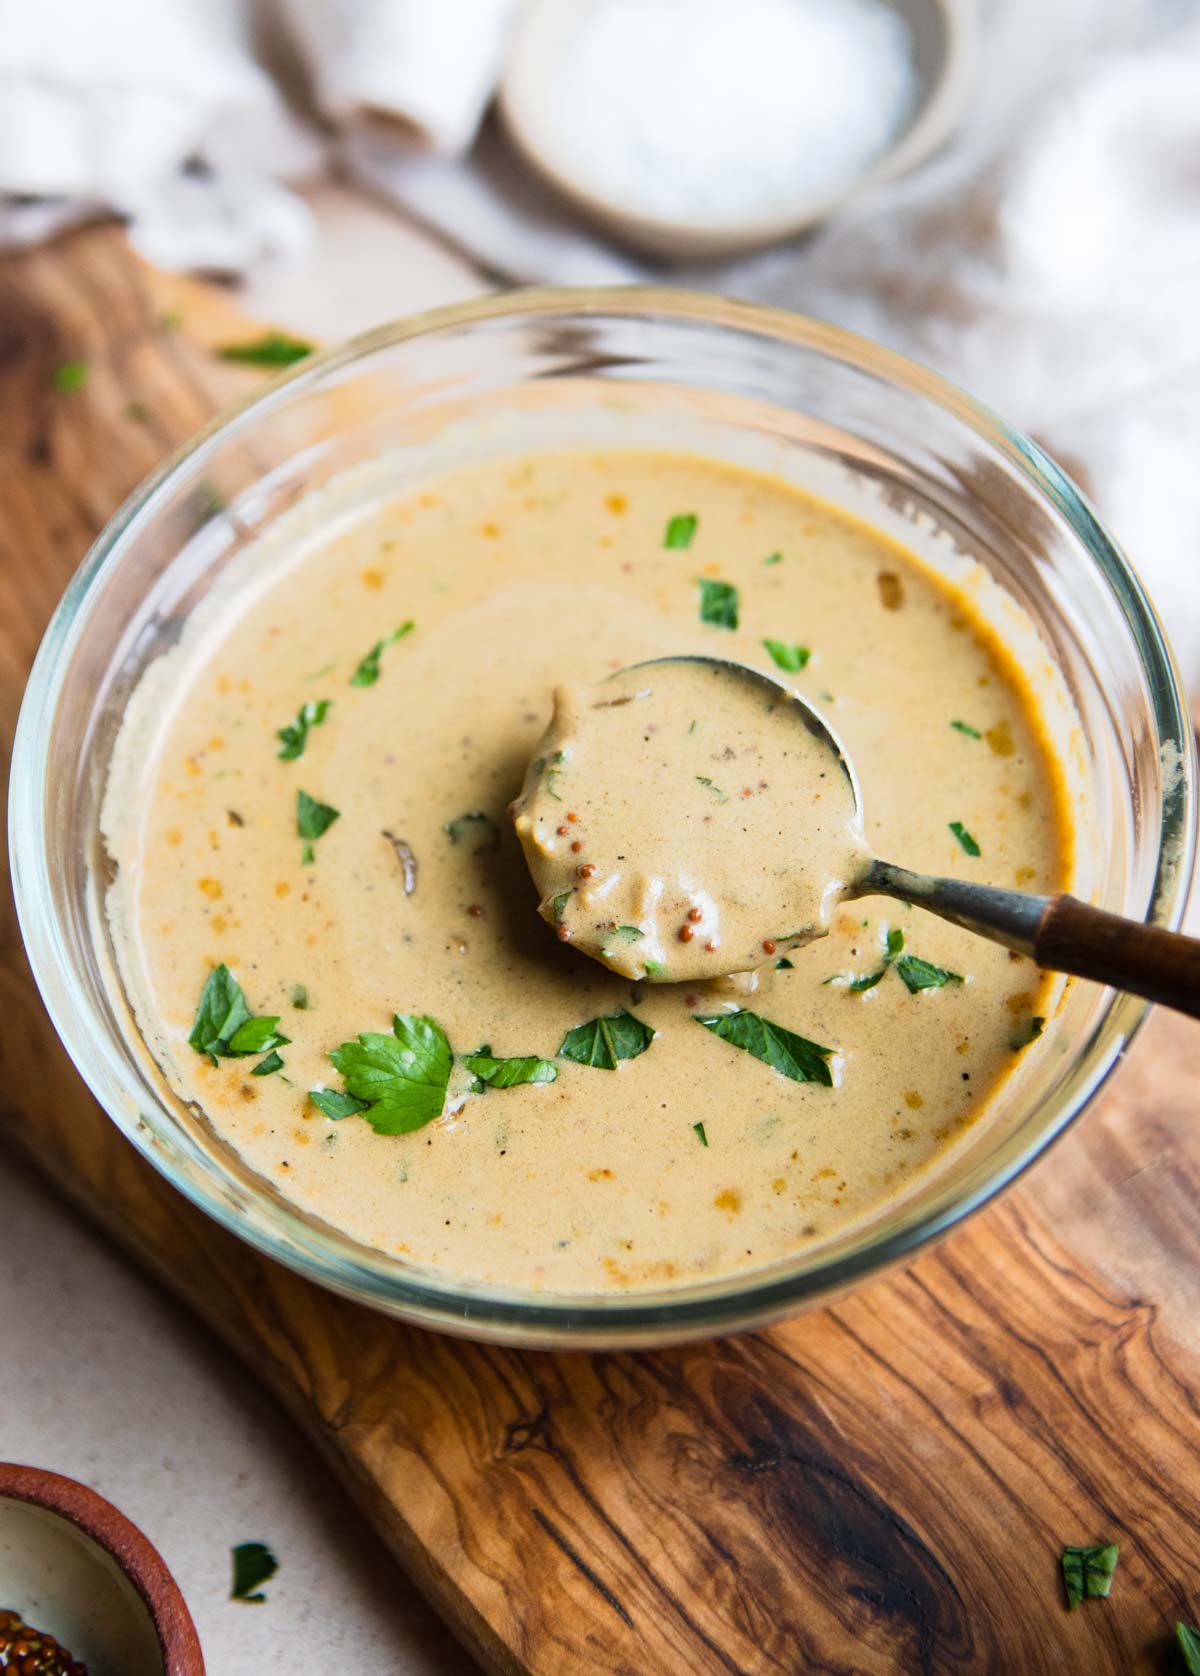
[1035,895,1200,1020]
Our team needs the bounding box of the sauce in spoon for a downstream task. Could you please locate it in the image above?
[511,657,867,980]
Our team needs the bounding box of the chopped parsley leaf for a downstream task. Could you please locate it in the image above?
[949,820,981,856]
[276,698,331,761]
[696,775,728,803]
[231,1541,278,1603]
[693,1121,709,1146]
[664,512,697,549]
[297,790,339,860]
[465,1051,557,1089]
[52,360,89,393]
[950,719,982,739]
[188,966,287,1066]
[763,552,782,566]
[227,1016,290,1056]
[218,331,314,368]
[323,1013,453,1134]
[350,620,414,687]
[444,811,501,851]
[310,1088,370,1121]
[895,954,963,993]
[763,639,810,673]
[1010,1014,1045,1051]
[775,957,794,970]
[695,1011,834,1086]
[1061,1543,1118,1610]
[829,927,906,992]
[697,578,739,630]
[291,984,309,1009]
[551,890,572,922]
[252,1050,284,1077]
[643,959,667,979]
[559,1010,655,1069]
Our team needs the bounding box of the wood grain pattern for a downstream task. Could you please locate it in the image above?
[3,225,1200,1675]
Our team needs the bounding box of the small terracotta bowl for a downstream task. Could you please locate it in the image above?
[0,1465,204,1674]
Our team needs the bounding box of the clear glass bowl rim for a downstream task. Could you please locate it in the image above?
[9,285,1196,1345]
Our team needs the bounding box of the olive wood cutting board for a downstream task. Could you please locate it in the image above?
[3,225,1200,1676]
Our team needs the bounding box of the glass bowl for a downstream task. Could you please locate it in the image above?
[9,289,1195,1348]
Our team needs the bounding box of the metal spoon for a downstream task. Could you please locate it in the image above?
[634,656,1200,1021]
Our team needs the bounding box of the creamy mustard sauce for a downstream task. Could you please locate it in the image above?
[514,660,867,979]
[104,450,1072,1293]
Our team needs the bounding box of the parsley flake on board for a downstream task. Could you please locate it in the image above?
[949,820,982,857]
[276,698,331,760]
[664,512,697,548]
[444,811,501,851]
[188,966,288,1069]
[697,578,739,630]
[1177,1624,1200,1673]
[320,1014,453,1135]
[763,639,811,673]
[52,360,89,393]
[350,620,414,687]
[950,719,982,739]
[895,953,964,993]
[1061,1543,1118,1610]
[695,775,729,803]
[695,1011,834,1086]
[231,1542,278,1603]
[559,1010,655,1069]
[465,1051,558,1089]
[217,331,314,368]
[693,1121,709,1146]
[763,551,782,566]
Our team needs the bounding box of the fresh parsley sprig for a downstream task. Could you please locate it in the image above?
[697,578,739,630]
[695,1011,834,1086]
[277,698,331,761]
[350,621,414,687]
[297,789,339,863]
[188,966,289,1075]
[664,512,697,549]
[316,1014,453,1134]
[559,1010,655,1069]
[763,639,810,673]
[466,1049,557,1089]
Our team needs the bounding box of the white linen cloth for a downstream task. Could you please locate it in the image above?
[0,0,1196,683]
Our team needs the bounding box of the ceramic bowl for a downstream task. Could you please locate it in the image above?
[500,0,977,258]
[0,1465,203,1675]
